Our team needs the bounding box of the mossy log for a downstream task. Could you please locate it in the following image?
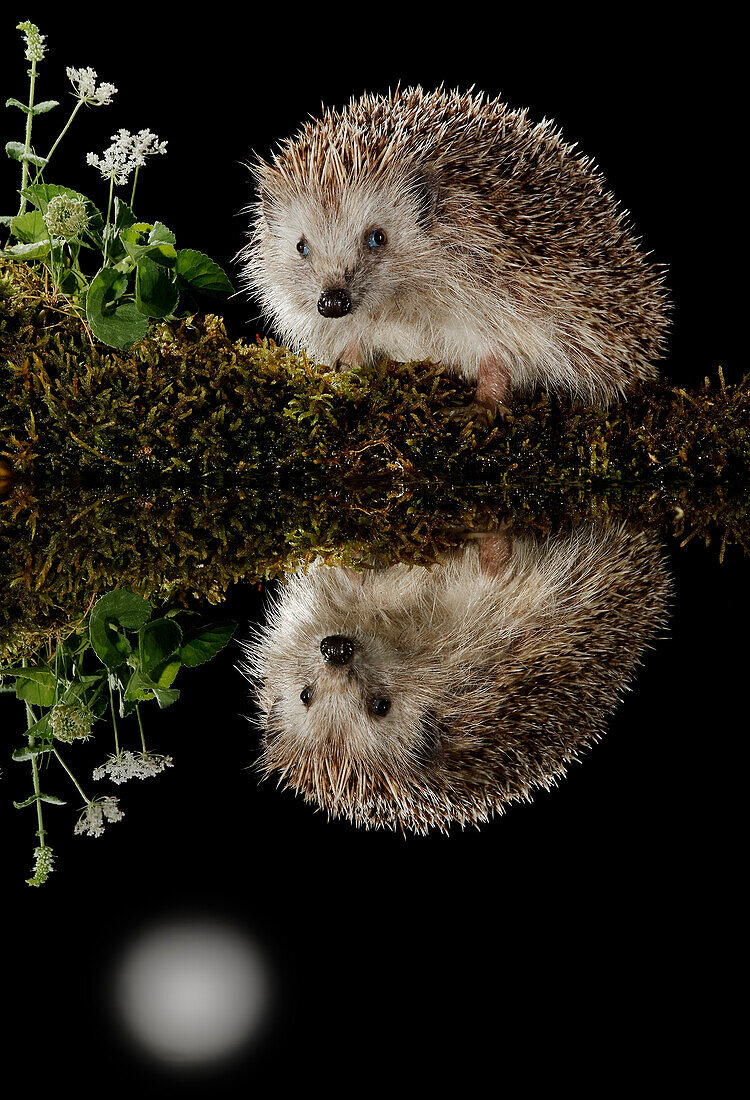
[1,260,748,656]
[2,260,748,488]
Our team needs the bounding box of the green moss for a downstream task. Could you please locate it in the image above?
[3,259,748,486]
[1,258,748,657]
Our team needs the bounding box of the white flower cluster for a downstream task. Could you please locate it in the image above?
[66,66,117,107]
[50,699,95,738]
[17,21,46,63]
[93,749,174,785]
[74,796,124,838]
[27,845,54,886]
[87,128,167,186]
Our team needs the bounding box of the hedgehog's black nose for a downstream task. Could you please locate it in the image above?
[320,635,355,664]
[317,288,351,318]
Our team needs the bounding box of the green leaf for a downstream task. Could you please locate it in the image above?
[120,222,177,268]
[140,617,182,672]
[7,98,59,115]
[12,743,52,762]
[114,197,137,232]
[97,300,149,348]
[86,265,128,309]
[27,713,52,739]
[135,255,180,318]
[151,657,182,689]
[86,267,149,350]
[123,668,180,708]
[109,197,136,253]
[10,210,48,244]
[91,588,153,630]
[89,588,151,666]
[180,620,237,667]
[175,249,233,296]
[99,199,137,261]
[89,617,132,668]
[13,792,66,809]
[5,141,26,161]
[1,239,50,260]
[14,667,55,684]
[149,221,176,245]
[15,668,56,707]
[13,794,40,809]
[151,684,180,709]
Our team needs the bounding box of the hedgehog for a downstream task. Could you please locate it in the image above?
[241,524,672,834]
[242,86,669,413]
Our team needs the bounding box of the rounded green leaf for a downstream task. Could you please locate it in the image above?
[151,657,182,689]
[136,256,180,318]
[89,589,152,666]
[175,249,233,296]
[92,589,153,630]
[87,268,149,350]
[2,239,50,260]
[89,617,132,668]
[15,669,56,707]
[140,618,182,672]
[11,210,48,243]
[180,620,237,667]
[121,222,177,268]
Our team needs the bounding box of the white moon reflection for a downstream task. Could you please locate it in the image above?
[112,918,270,1067]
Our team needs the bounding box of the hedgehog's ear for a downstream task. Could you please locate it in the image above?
[411,167,441,227]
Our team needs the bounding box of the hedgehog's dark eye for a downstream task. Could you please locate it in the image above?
[300,687,313,706]
[368,229,386,249]
[370,696,390,717]
[297,239,309,256]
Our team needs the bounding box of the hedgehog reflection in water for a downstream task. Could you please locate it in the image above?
[242,526,671,833]
[244,87,669,414]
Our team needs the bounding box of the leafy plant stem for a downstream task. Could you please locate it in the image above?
[22,659,47,846]
[17,56,38,216]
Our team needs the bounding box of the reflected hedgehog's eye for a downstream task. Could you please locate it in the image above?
[297,239,309,256]
[371,696,390,717]
[368,229,386,249]
[300,688,313,706]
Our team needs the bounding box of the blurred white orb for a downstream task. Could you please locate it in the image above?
[113,918,270,1067]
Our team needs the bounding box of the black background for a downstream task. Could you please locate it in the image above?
[1,8,745,1094]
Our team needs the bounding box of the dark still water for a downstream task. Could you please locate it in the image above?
[0,508,744,1091]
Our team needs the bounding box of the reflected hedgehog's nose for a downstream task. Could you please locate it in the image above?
[320,635,355,665]
[317,288,351,317]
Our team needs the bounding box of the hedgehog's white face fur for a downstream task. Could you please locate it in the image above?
[241,527,671,834]
[241,87,669,407]
[247,163,569,395]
